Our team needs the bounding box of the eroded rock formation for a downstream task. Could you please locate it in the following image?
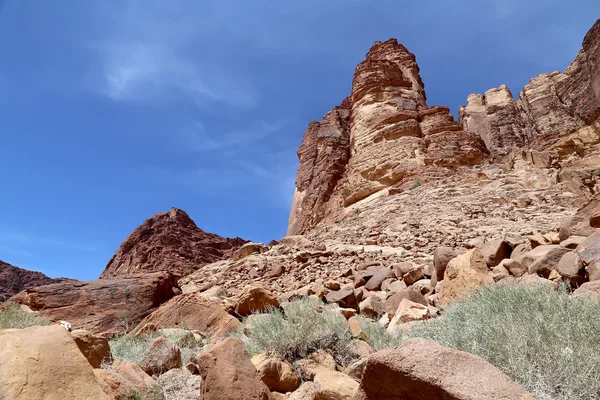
[0,260,75,302]
[101,208,247,278]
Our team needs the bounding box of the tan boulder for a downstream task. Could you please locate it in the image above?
[482,239,511,267]
[520,245,570,277]
[358,295,384,318]
[113,361,160,391]
[573,281,600,300]
[387,299,430,332]
[557,252,586,286]
[94,365,163,400]
[402,266,424,285]
[348,316,368,340]
[491,263,510,282]
[559,196,600,241]
[288,382,318,400]
[131,293,240,342]
[433,247,458,281]
[498,258,527,277]
[441,249,493,304]
[70,329,111,368]
[196,338,274,399]
[345,357,369,382]
[384,289,428,316]
[236,284,281,317]
[354,338,534,399]
[234,242,267,261]
[295,349,337,381]
[576,231,600,281]
[364,267,393,291]
[325,288,359,310]
[252,354,302,393]
[0,325,110,400]
[139,336,182,375]
[313,369,359,400]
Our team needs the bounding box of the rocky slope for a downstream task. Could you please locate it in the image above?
[0,260,74,302]
[288,19,600,257]
[100,208,247,278]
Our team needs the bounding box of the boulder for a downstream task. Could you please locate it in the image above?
[482,239,511,267]
[491,264,510,282]
[358,296,384,318]
[234,242,267,261]
[288,382,319,400]
[560,236,587,249]
[402,267,424,285]
[364,268,393,291]
[498,258,527,277]
[139,336,182,375]
[520,245,570,277]
[252,354,302,393]
[557,252,586,286]
[325,288,359,310]
[384,289,428,316]
[441,249,493,304]
[235,285,281,317]
[131,293,241,342]
[387,299,430,332]
[573,281,600,300]
[354,338,534,399]
[559,196,600,241]
[196,338,273,399]
[70,329,111,368]
[313,370,359,400]
[94,365,163,400]
[576,231,600,281]
[295,349,337,381]
[433,247,457,281]
[11,272,177,337]
[0,325,110,400]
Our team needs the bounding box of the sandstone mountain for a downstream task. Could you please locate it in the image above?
[0,260,75,302]
[288,19,600,258]
[100,207,247,278]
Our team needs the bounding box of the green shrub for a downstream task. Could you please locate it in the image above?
[0,303,49,330]
[410,180,422,190]
[409,284,600,400]
[109,329,203,366]
[355,316,403,351]
[233,297,355,365]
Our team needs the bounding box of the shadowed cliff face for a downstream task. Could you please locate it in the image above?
[0,260,75,302]
[101,208,247,279]
[288,19,600,238]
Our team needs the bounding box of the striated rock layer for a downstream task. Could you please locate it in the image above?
[289,39,488,235]
[289,19,600,241]
[101,208,247,279]
[0,260,75,302]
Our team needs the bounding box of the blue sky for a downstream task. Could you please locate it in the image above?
[0,1,597,280]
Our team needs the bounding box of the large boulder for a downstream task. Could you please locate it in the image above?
[314,369,359,400]
[101,207,247,278]
[518,245,570,277]
[384,289,428,316]
[576,231,600,281]
[70,329,111,368]
[354,338,534,399]
[235,285,281,317]
[196,338,274,399]
[95,363,163,400]
[0,325,111,400]
[433,247,458,282]
[131,293,240,341]
[11,272,177,337]
[573,281,600,300]
[440,249,493,304]
[139,336,182,375]
[559,196,600,241]
[252,354,302,393]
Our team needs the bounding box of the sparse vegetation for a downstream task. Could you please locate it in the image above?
[233,297,356,365]
[409,284,600,400]
[109,329,203,366]
[409,180,422,190]
[0,303,49,330]
[356,316,403,350]
[119,386,164,400]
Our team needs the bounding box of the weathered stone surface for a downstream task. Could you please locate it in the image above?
[95,364,163,400]
[354,338,534,399]
[573,281,600,300]
[521,245,570,277]
[384,289,428,315]
[196,338,273,400]
[131,293,241,341]
[101,208,246,278]
[576,231,600,281]
[70,329,111,368]
[295,349,337,381]
[252,354,302,393]
[387,299,430,332]
[139,336,182,375]
[0,325,110,400]
[0,260,76,303]
[313,369,359,400]
[364,267,393,291]
[433,247,458,282]
[482,239,511,267]
[560,196,600,240]
[325,288,358,310]
[234,242,267,261]
[441,249,493,304]
[235,285,280,317]
[11,272,177,337]
[557,252,586,286]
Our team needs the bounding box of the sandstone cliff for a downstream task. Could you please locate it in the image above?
[289,19,600,246]
[100,208,247,278]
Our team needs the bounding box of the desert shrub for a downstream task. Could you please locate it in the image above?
[355,316,403,350]
[119,386,164,400]
[0,303,49,330]
[234,297,355,365]
[109,329,203,366]
[410,180,422,190]
[409,284,600,400]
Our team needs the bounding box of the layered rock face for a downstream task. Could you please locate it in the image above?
[101,208,247,278]
[289,39,488,235]
[0,260,75,302]
[459,19,600,157]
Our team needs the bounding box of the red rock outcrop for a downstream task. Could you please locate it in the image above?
[0,260,75,302]
[288,39,488,236]
[101,208,247,278]
[459,19,600,157]
[11,271,177,337]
